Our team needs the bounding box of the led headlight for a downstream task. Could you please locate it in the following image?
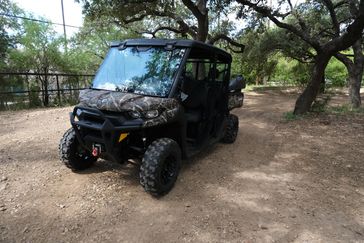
[129,110,141,119]
[144,110,159,119]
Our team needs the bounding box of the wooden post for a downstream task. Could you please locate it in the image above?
[56,74,62,105]
[26,74,30,107]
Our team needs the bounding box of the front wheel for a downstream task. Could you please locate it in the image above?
[59,128,97,171]
[140,138,182,196]
[220,114,239,143]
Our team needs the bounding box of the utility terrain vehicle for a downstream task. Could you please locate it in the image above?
[59,39,245,196]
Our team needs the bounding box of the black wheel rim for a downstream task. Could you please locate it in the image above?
[160,155,177,186]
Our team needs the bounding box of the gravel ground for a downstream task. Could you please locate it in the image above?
[0,90,363,243]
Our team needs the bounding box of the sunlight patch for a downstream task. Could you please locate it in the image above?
[234,171,294,183]
[213,186,272,212]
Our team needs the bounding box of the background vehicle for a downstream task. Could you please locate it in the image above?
[59,39,245,196]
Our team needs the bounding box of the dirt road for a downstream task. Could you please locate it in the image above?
[0,90,363,242]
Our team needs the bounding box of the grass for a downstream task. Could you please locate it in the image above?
[283,111,302,121]
[327,105,364,114]
[311,95,332,113]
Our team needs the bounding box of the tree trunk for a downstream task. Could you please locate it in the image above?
[349,39,364,108]
[319,74,325,94]
[335,39,364,108]
[39,76,45,106]
[195,0,208,42]
[196,18,208,42]
[294,53,331,115]
[348,65,362,108]
[255,76,261,85]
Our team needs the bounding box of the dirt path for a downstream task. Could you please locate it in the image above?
[0,91,363,242]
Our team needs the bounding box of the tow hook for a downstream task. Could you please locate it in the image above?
[92,144,102,157]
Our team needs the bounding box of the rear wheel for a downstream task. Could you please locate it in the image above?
[221,114,239,143]
[140,138,181,196]
[59,128,97,171]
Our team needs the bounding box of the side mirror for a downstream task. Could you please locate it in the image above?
[229,75,246,91]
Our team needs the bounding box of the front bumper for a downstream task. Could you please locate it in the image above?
[70,106,143,162]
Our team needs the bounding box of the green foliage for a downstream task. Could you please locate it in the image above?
[283,111,301,121]
[327,105,364,114]
[232,25,348,89]
[10,19,64,71]
[66,15,141,75]
[79,0,193,39]
[231,28,278,84]
[311,95,331,113]
[231,25,316,87]
[29,84,42,107]
[0,0,362,112]
[325,57,347,87]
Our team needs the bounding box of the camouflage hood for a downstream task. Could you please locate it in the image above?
[78,89,179,113]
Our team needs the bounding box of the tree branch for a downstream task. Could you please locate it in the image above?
[147,9,198,39]
[225,44,244,54]
[289,55,315,64]
[335,52,353,67]
[181,0,204,19]
[321,0,340,36]
[236,0,322,51]
[348,0,360,16]
[208,34,245,52]
[175,18,198,39]
[121,13,149,24]
[325,0,364,53]
[287,0,307,31]
[334,0,349,8]
[114,7,199,40]
[141,26,183,38]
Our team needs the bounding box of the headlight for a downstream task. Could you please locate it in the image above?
[76,109,82,117]
[129,110,141,119]
[74,109,82,121]
[144,110,159,119]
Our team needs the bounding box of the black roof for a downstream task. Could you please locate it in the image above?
[110,38,232,63]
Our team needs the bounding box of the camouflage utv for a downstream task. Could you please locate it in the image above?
[59,39,245,196]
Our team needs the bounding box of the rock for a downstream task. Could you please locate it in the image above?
[22,227,29,233]
[259,224,268,230]
[320,120,330,125]
[0,183,7,192]
[59,204,66,209]
[0,176,7,182]
[0,205,7,211]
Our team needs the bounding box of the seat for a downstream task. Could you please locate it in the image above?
[185,110,201,122]
[181,75,208,122]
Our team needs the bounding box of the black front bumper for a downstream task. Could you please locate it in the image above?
[70,106,144,162]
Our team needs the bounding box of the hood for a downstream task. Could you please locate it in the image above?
[78,89,179,113]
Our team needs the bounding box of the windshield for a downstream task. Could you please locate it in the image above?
[92,46,186,97]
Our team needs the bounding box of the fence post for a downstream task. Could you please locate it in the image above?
[26,74,30,107]
[56,74,62,105]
